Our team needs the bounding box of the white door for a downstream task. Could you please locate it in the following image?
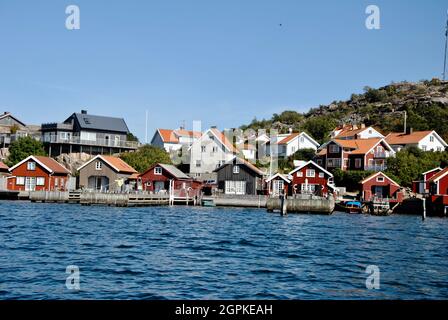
[272,180,284,195]
[25,177,37,191]
[225,181,246,195]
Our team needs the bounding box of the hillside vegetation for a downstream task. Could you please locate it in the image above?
[241,78,448,143]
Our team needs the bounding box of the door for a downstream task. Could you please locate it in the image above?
[273,180,284,195]
[225,181,246,195]
[374,186,383,198]
[25,177,36,191]
[114,135,120,147]
[154,181,165,193]
[105,135,110,146]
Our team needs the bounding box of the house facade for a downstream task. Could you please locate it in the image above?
[266,132,320,158]
[41,110,139,157]
[428,167,448,196]
[214,157,264,195]
[139,163,201,195]
[360,172,403,203]
[265,173,291,196]
[189,128,238,179]
[151,128,201,153]
[7,156,70,191]
[385,130,447,152]
[77,155,138,192]
[315,138,395,172]
[412,167,442,194]
[288,160,335,196]
[0,112,40,150]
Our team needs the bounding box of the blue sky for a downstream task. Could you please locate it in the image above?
[0,0,446,141]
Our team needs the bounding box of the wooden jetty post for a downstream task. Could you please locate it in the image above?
[280,193,287,216]
[422,197,426,221]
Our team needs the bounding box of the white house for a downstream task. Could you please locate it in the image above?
[265,132,320,158]
[330,124,384,140]
[189,127,238,178]
[151,128,201,152]
[385,130,447,152]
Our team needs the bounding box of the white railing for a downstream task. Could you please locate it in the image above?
[366,165,387,172]
[42,136,140,149]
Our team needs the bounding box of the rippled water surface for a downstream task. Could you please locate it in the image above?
[0,201,447,299]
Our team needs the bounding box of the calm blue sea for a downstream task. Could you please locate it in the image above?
[0,201,447,299]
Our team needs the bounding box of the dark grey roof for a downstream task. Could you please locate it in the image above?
[67,113,130,133]
[159,164,191,179]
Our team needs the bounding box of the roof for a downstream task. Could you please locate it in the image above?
[278,132,299,144]
[67,112,129,133]
[77,155,137,174]
[9,156,70,174]
[157,128,202,144]
[267,132,320,147]
[385,131,439,145]
[213,157,264,176]
[333,126,383,139]
[0,112,26,127]
[289,160,333,177]
[266,173,291,183]
[158,163,191,179]
[360,172,400,186]
[332,138,391,155]
[428,167,448,183]
[422,167,442,176]
[0,161,9,171]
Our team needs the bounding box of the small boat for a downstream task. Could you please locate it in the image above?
[202,199,216,207]
[337,200,363,214]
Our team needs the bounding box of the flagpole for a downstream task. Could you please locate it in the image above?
[444,10,448,80]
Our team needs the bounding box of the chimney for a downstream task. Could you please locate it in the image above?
[289,128,293,133]
[81,110,87,114]
[211,125,217,129]
[352,124,358,130]
[361,123,366,129]
[406,127,413,135]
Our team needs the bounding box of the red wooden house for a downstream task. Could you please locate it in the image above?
[427,168,448,215]
[0,161,9,176]
[288,160,336,197]
[360,172,403,203]
[412,167,442,194]
[7,155,70,191]
[266,173,291,196]
[139,163,201,196]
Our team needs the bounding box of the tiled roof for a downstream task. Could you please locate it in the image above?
[33,156,70,174]
[100,156,138,174]
[385,131,433,145]
[158,128,201,143]
[278,133,300,145]
[360,172,400,186]
[211,128,238,153]
[333,138,384,154]
[428,167,448,183]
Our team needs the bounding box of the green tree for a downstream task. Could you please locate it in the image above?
[126,132,140,142]
[119,145,172,173]
[6,136,46,167]
[290,148,316,162]
[303,116,337,143]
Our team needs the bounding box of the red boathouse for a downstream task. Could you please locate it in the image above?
[360,172,403,203]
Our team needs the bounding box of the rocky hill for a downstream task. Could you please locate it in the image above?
[241,78,448,143]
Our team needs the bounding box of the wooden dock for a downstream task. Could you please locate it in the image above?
[267,194,335,215]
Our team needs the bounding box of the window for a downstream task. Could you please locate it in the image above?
[376,176,385,182]
[212,146,218,153]
[317,159,323,165]
[55,178,59,187]
[154,167,162,175]
[329,144,340,153]
[80,131,97,141]
[437,147,442,151]
[195,160,201,168]
[430,135,434,142]
[422,145,427,151]
[297,172,303,177]
[327,158,341,168]
[300,137,305,142]
[355,158,362,168]
[306,169,315,178]
[95,161,102,170]
[319,172,325,178]
[201,146,206,153]
[233,165,240,174]
[27,162,36,171]
[16,177,25,185]
[36,177,45,186]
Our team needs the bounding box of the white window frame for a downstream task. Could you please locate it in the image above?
[36,177,45,186]
[201,145,206,153]
[27,162,36,171]
[233,165,240,174]
[329,144,339,153]
[297,172,303,177]
[154,167,162,175]
[306,169,315,178]
[95,161,102,170]
[319,172,325,178]
[16,176,25,185]
[430,135,434,142]
[195,160,201,168]
[376,176,385,182]
[355,158,362,168]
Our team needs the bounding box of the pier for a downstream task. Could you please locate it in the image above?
[266,194,335,215]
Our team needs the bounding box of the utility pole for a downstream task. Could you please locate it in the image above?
[145,110,149,144]
[403,110,407,134]
[444,10,448,80]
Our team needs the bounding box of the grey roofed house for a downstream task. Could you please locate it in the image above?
[65,111,130,133]
[41,110,138,157]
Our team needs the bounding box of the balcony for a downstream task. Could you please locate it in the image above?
[373,151,390,158]
[42,135,140,149]
[366,165,387,172]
